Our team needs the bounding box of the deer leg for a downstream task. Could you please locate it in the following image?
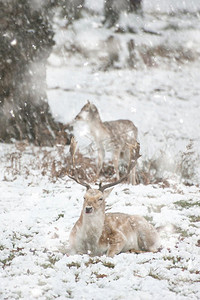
[127,249,148,254]
[97,146,105,177]
[128,166,136,185]
[113,149,120,180]
[107,231,126,257]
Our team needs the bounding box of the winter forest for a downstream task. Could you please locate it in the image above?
[0,0,200,299]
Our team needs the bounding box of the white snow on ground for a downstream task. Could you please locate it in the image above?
[1,0,200,299]
[0,164,200,299]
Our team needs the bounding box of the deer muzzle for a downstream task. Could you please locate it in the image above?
[85,206,93,214]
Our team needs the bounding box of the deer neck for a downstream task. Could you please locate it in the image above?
[81,209,105,240]
[90,116,102,127]
[89,118,109,142]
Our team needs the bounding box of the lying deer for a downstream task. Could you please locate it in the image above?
[68,142,160,257]
[71,101,138,184]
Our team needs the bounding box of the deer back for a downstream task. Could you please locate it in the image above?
[104,119,138,145]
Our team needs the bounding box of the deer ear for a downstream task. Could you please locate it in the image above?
[103,188,114,199]
[87,100,91,105]
[90,104,98,113]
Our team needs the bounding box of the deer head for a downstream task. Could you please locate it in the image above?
[75,101,101,123]
[81,188,113,217]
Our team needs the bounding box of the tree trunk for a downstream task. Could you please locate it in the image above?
[0,0,67,146]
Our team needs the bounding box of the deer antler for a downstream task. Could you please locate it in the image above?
[67,173,91,190]
[67,137,91,190]
[99,141,141,192]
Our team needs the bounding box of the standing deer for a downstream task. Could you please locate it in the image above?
[68,142,160,257]
[72,101,138,184]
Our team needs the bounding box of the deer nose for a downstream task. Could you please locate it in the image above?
[85,206,93,214]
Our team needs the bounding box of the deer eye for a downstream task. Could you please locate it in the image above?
[98,197,103,201]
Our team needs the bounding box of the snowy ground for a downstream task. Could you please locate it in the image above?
[0,161,200,299]
[1,0,200,299]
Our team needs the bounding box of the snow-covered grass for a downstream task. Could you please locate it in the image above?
[0,145,200,299]
[0,151,199,300]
